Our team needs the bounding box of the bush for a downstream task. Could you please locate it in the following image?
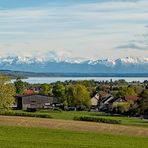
[73,116,121,124]
[0,110,52,118]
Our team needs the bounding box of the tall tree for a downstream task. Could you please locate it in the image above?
[74,84,90,108]
[139,89,148,114]
[14,78,25,94]
[66,84,90,108]
[0,75,16,110]
[65,85,76,106]
[52,82,66,104]
[40,83,52,95]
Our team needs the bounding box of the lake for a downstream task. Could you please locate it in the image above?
[13,77,148,84]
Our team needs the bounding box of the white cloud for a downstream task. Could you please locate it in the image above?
[46,49,72,61]
[117,43,148,50]
[0,0,148,59]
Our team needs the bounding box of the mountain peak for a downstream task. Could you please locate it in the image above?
[0,56,147,73]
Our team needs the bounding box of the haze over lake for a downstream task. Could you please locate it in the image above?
[15,77,148,84]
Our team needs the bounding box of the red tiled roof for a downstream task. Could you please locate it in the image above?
[24,89,34,95]
[125,96,138,101]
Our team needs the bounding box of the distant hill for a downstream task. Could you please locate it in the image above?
[0,70,148,79]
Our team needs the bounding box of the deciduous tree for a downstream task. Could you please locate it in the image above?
[14,78,25,94]
[40,83,52,95]
[116,87,137,97]
[52,82,66,103]
[139,89,148,114]
[0,75,16,110]
[66,84,90,108]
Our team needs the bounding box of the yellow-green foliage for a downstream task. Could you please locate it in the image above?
[116,87,137,97]
[112,101,133,113]
[66,84,90,107]
[0,75,16,110]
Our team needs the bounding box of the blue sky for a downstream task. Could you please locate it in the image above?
[0,0,148,60]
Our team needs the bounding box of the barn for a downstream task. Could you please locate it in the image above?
[15,94,58,110]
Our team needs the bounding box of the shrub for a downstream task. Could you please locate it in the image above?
[0,110,52,118]
[73,116,121,124]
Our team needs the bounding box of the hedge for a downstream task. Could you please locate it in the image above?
[73,116,121,124]
[0,111,52,119]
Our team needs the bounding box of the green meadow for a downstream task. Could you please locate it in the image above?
[11,110,148,128]
[0,126,147,148]
[0,110,148,148]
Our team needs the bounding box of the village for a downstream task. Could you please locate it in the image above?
[11,77,148,118]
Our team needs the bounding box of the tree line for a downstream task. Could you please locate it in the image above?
[0,75,148,116]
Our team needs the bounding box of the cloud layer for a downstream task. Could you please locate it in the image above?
[0,0,148,59]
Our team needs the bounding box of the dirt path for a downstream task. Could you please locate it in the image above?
[0,116,148,137]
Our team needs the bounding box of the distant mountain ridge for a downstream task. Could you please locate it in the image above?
[0,56,148,73]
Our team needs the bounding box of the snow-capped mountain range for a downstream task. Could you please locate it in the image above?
[0,56,148,73]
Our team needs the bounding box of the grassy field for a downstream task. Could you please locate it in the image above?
[12,110,148,128]
[0,114,148,148]
[1,116,148,137]
[0,125,148,148]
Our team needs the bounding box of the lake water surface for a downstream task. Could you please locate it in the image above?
[15,77,148,84]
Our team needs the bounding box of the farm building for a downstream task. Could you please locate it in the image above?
[99,95,115,111]
[15,94,58,110]
[91,93,100,107]
[98,94,139,112]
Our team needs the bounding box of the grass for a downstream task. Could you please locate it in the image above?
[0,110,52,118]
[14,110,104,120]
[3,110,148,128]
[31,110,148,128]
[0,126,147,148]
[93,114,148,127]
[37,110,148,127]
